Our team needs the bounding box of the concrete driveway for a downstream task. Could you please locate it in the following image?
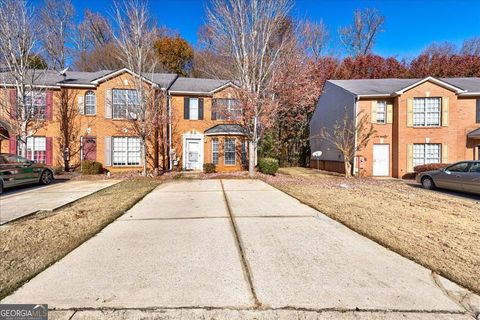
[0,179,119,225]
[1,179,476,319]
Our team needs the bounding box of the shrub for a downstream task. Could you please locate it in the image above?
[81,160,103,175]
[203,163,216,173]
[414,163,449,174]
[258,158,279,175]
[51,166,63,175]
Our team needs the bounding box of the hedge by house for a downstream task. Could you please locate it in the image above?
[414,163,449,174]
[258,158,279,175]
[81,161,103,175]
[203,163,216,173]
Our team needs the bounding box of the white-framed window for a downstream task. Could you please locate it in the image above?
[112,89,140,119]
[85,91,96,115]
[413,143,441,167]
[212,98,242,120]
[26,136,46,163]
[224,138,236,165]
[212,138,219,165]
[376,100,386,124]
[189,98,199,120]
[25,91,46,119]
[413,97,441,127]
[112,137,141,166]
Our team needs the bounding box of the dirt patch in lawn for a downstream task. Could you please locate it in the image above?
[260,167,480,294]
[0,180,160,300]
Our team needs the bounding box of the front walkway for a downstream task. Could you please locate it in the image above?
[0,180,120,225]
[1,179,474,319]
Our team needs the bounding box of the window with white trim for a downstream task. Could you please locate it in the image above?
[189,98,199,120]
[376,100,386,124]
[212,138,219,165]
[413,144,441,167]
[25,91,46,119]
[85,91,96,115]
[112,137,141,166]
[413,97,441,127]
[212,98,242,120]
[26,136,46,163]
[112,89,140,119]
[224,138,236,165]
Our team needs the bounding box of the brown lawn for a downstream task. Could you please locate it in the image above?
[0,180,160,300]
[260,167,480,294]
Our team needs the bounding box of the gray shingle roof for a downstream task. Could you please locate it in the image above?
[169,77,231,93]
[204,124,245,135]
[329,77,480,96]
[468,127,480,138]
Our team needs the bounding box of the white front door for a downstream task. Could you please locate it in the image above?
[373,144,389,176]
[186,139,201,170]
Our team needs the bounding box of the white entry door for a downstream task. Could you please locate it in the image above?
[373,144,390,176]
[186,139,201,170]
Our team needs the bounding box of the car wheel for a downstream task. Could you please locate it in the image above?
[421,176,435,190]
[39,170,53,185]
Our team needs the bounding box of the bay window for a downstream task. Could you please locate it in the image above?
[212,138,219,165]
[224,138,236,165]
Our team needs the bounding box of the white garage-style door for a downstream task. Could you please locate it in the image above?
[373,144,390,176]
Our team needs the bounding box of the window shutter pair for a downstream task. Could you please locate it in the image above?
[78,96,85,115]
[45,91,53,121]
[183,97,204,120]
[104,136,112,166]
[105,89,113,119]
[46,137,53,165]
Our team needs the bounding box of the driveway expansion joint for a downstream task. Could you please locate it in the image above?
[220,179,261,308]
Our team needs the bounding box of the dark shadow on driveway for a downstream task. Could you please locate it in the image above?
[405,181,480,201]
[0,178,70,197]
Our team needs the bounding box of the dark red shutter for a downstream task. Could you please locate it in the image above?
[46,137,53,165]
[46,91,53,120]
[9,89,17,119]
[9,137,17,155]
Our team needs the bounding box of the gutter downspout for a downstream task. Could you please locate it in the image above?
[353,96,359,176]
[166,75,179,171]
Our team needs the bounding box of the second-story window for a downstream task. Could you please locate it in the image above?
[112,89,140,119]
[25,91,46,120]
[189,98,199,120]
[376,100,387,124]
[413,97,441,127]
[212,98,241,120]
[84,91,96,115]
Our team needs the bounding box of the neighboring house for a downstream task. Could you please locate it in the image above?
[0,68,247,172]
[310,77,480,178]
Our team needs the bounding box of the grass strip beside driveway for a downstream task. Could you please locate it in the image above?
[261,167,480,295]
[0,180,160,300]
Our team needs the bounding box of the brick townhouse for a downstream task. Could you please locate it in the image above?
[310,77,480,178]
[0,68,247,173]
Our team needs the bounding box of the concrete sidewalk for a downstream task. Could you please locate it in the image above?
[1,179,477,319]
[0,180,120,224]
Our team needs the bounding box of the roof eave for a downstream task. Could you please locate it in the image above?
[395,76,465,95]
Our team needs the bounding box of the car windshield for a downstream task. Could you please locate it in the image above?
[469,162,480,173]
[446,162,470,172]
[5,155,30,164]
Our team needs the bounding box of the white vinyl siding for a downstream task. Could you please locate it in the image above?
[26,136,46,163]
[84,91,96,115]
[413,144,441,167]
[112,137,141,166]
[376,100,386,124]
[413,97,441,127]
[212,138,219,165]
[224,138,236,165]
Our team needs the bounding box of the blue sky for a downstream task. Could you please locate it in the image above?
[70,0,480,59]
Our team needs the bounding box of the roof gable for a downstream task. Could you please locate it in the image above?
[394,77,465,95]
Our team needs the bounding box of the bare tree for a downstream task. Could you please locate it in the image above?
[461,37,480,56]
[40,0,75,70]
[320,110,376,178]
[205,0,293,177]
[113,0,163,175]
[56,88,81,171]
[298,20,329,61]
[339,8,385,57]
[0,0,48,158]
